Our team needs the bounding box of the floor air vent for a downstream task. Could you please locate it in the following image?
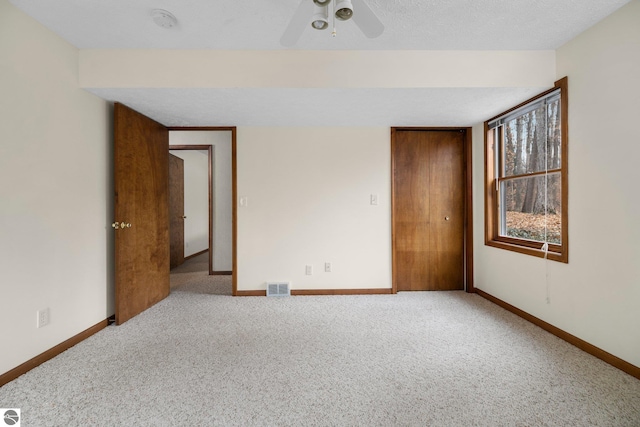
[266,282,290,297]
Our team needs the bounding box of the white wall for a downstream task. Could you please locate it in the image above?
[0,0,111,375]
[237,127,391,291]
[473,0,640,367]
[169,149,209,257]
[170,131,233,271]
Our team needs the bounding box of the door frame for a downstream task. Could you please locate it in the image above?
[169,145,213,274]
[168,127,238,296]
[168,152,186,269]
[390,127,474,294]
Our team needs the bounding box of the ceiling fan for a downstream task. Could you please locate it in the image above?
[280,0,385,47]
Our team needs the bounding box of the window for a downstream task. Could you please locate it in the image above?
[485,77,568,263]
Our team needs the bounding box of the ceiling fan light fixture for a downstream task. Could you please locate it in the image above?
[311,17,329,30]
[335,0,353,21]
[313,0,331,6]
[311,5,329,30]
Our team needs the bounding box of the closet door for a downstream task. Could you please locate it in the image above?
[392,129,465,291]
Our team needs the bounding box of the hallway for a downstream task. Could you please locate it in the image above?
[170,251,232,295]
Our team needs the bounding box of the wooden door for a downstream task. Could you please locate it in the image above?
[114,103,170,325]
[392,129,465,291]
[169,153,185,269]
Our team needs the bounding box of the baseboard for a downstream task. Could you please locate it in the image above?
[0,319,109,387]
[211,271,232,276]
[184,249,208,261]
[235,288,392,297]
[235,290,266,296]
[475,288,640,380]
[292,288,393,296]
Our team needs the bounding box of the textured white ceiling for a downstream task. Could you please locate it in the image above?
[9,0,632,126]
[9,0,631,50]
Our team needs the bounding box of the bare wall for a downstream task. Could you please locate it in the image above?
[472,0,640,367]
[0,0,111,375]
[236,127,391,291]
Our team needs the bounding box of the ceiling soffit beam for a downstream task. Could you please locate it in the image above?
[79,50,556,90]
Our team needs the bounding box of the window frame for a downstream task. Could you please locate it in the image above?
[484,77,568,263]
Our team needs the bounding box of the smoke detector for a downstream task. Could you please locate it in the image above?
[151,9,177,29]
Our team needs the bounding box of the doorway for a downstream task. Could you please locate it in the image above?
[168,127,238,295]
[113,104,239,325]
[169,146,212,273]
[391,128,473,292]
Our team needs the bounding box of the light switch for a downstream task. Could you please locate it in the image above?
[370,194,378,205]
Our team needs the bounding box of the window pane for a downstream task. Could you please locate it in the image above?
[500,173,562,244]
[546,98,562,170]
[502,99,561,177]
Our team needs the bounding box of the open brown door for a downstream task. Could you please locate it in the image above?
[169,153,185,269]
[114,103,170,325]
[392,129,466,291]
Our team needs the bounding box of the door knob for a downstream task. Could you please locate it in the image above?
[112,222,132,230]
[445,216,450,221]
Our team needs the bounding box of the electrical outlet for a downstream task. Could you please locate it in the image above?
[325,262,332,273]
[305,265,313,275]
[37,308,50,328]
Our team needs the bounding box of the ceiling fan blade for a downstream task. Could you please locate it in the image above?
[280,0,314,47]
[351,0,384,39]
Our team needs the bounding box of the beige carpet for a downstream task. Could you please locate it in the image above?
[170,251,232,296]
[1,260,639,426]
